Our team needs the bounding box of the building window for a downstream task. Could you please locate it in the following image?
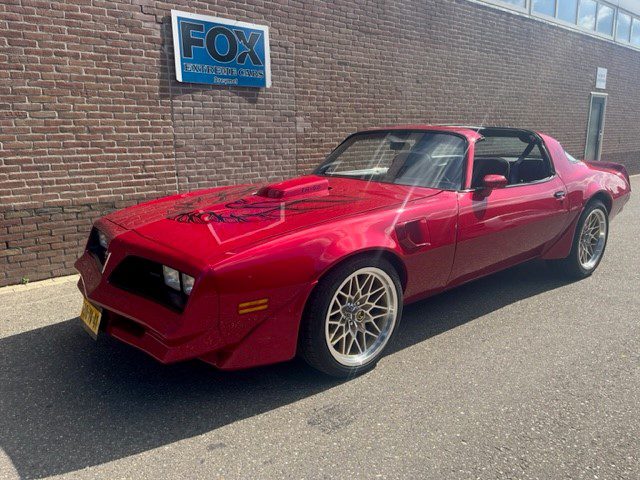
[501,0,527,8]
[476,0,640,50]
[557,0,578,23]
[632,18,640,46]
[595,4,614,35]
[578,0,597,31]
[533,0,555,17]
[616,12,632,42]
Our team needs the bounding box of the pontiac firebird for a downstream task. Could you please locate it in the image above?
[75,126,631,377]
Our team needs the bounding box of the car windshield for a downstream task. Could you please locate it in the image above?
[315,131,467,190]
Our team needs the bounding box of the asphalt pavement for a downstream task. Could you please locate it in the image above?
[1,177,638,480]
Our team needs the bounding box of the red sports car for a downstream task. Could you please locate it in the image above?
[75,126,631,377]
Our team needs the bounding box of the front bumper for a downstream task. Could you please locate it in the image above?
[75,221,222,364]
[74,219,313,370]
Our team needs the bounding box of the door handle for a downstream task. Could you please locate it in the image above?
[553,191,566,199]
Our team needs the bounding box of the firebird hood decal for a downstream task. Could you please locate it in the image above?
[171,196,356,224]
[105,176,442,261]
[107,185,260,230]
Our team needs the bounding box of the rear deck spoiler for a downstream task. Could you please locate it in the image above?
[584,161,631,186]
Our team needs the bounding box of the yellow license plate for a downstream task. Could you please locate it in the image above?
[80,297,102,339]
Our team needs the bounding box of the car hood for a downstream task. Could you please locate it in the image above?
[106,175,441,263]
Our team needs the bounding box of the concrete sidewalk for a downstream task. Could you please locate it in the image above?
[0,275,81,339]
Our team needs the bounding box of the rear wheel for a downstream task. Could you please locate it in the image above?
[547,200,608,279]
[299,257,402,378]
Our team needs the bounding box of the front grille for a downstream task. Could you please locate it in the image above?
[108,256,188,312]
[87,228,107,265]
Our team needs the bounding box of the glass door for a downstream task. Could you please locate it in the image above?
[585,93,607,161]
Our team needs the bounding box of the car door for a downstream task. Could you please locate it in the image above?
[393,188,460,301]
[449,176,569,286]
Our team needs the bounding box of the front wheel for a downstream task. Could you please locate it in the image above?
[298,257,403,378]
[547,200,609,279]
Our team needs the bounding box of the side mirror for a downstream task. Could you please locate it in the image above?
[482,174,508,190]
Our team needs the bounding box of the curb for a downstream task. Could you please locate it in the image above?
[0,274,79,295]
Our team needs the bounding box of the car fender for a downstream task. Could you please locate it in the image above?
[541,185,613,260]
[203,208,414,368]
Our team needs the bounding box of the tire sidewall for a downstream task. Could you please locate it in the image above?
[572,200,609,276]
[301,256,403,377]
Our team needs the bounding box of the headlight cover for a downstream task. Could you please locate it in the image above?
[162,265,181,291]
[97,230,109,249]
[181,274,195,295]
[162,266,195,295]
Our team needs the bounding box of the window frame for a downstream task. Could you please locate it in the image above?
[315,129,472,192]
[564,150,582,163]
[532,0,557,19]
[584,92,608,161]
[595,2,614,36]
[556,0,579,24]
[480,0,530,14]
[632,17,640,46]
[471,0,640,52]
[577,0,598,31]
[615,10,633,43]
[468,128,557,191]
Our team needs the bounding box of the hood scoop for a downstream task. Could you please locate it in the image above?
[256,175,329,199]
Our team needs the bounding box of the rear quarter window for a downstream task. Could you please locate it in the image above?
[565,151,582,163]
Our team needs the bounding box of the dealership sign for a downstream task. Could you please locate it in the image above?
[171,10,271,88]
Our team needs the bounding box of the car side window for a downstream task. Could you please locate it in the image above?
[565,151,582,163]
[472,131,553,187]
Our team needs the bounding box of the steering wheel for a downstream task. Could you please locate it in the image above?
[394,152,433,178]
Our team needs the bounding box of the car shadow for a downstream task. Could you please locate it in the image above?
[0,260,572,479]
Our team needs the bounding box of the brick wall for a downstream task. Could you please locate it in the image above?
[1,0,639,287]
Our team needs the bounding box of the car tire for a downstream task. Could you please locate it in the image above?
[298,256,403,378]
[547,199,609,279]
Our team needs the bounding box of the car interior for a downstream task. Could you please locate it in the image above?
[318,128,554,191]
[317,131,467,190]
[471,128,554,189]
[384,151,464,190]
